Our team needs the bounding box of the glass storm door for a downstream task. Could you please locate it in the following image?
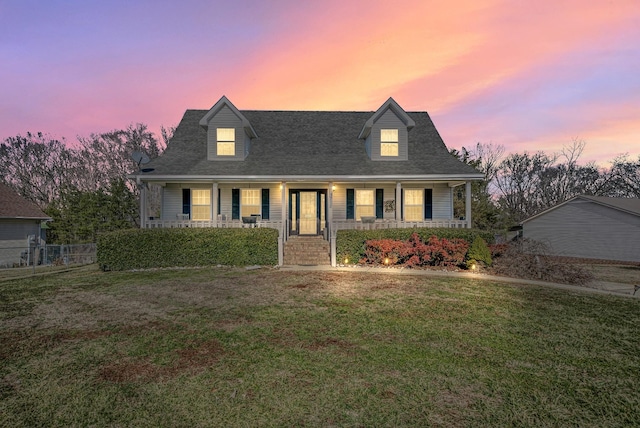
[299,191,318,235]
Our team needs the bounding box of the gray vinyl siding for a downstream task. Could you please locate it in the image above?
[433,184,452,218]
[332,186,396,221]
[162,184,181,220]
[163,183,282,221]
[332,183,453,221]
[380,187,396,220]
[364,139,371,158]
[219,183,282,220]
[161,182,457,223]
[333,187,347,221]
[162,184,213,220]
[403,184,450,220]
[368,109,409,161]
[0,220,41,267]
[0,220,39,240]
[206,105,247,161]
[523,199,640,263]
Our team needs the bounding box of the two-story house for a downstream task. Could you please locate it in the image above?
[134,96,483,265]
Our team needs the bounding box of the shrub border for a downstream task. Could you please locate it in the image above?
[97,228,278,271]
[337,228,495,265]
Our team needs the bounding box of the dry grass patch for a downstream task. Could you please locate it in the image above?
[584,264,640,285]
[1,266,639,427]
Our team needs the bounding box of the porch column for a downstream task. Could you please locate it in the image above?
[211,182,218,226]
[395,182,402,222]
[138,178,146,228]
[279,182,287,266]
[329,182,335,267]
[465,181,472,228]
[327,182,333,239]
[281,182,287,241]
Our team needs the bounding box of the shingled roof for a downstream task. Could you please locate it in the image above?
[521,195,640,223]
[0,183,50,220]
[143,109,482,179]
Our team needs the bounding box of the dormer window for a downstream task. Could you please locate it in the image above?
[358,98,414,161]
[217,128,236,156]
[380,129,399,156]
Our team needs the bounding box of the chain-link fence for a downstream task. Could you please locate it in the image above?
[0,244,97,268]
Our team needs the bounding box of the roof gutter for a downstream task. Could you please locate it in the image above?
[129,173,485,183]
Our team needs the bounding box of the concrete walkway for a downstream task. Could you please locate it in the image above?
[278,265,640,299]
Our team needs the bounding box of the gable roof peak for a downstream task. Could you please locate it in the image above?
[198,95,258,138]
[0,182,51,219]
[358,97,416,139]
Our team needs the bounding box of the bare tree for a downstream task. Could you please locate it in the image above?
[608,154,640,198]
[0,133,78,208]
[75,123,164,192]
[1,124,166,214]
[494,139,617,225]
[494,151,555,223]
[450,142,506,229]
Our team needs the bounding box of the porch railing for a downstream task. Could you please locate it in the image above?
[144,218,467,231]
[332,219,469,231]
[144,219,284,230]
[145,219,467,232]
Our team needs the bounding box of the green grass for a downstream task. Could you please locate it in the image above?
[1,267,639,427]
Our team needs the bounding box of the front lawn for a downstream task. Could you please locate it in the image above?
[1,266,639,427]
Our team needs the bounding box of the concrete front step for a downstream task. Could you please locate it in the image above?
[284,236,331,266]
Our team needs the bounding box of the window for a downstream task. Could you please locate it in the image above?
[241,189,261,217]
[380,129,398,157]
[356,189,374,220]
[191,189,211,220]
[404,189,423,221]
[217,128,235,156]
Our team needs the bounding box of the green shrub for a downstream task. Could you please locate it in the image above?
[97,228,278,271]
[465,236,492,268]
[337,228,495,265]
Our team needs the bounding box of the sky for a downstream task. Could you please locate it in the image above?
[1,0,639,165]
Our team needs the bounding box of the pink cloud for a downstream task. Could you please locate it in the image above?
[1,0,638,166]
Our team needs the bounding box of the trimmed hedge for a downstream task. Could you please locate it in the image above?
[337,228,496,265]
[97,228,278,271]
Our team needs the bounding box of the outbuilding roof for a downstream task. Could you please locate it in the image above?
[0,183,51,220]
[521,195,640,224]
[141,108,482,180]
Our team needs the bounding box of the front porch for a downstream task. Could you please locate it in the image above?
[142,218,468,232]
[138,179,475,266]
[142,217,469,267]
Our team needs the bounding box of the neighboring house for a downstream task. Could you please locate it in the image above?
[521,195,640,263]
[133,96,484,265]
[0,183,51,267]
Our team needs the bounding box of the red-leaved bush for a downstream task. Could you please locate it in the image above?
[361,233,469,268]
[489,243,509,258]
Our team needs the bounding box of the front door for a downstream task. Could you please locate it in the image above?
[299,191,317,235]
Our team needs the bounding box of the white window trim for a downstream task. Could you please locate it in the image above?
[380,129,399,157]
[355,189,374,221]
[404,189,423,222]
[217,128,235,156]
[241,189,261,217]
[191,189,211,220]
